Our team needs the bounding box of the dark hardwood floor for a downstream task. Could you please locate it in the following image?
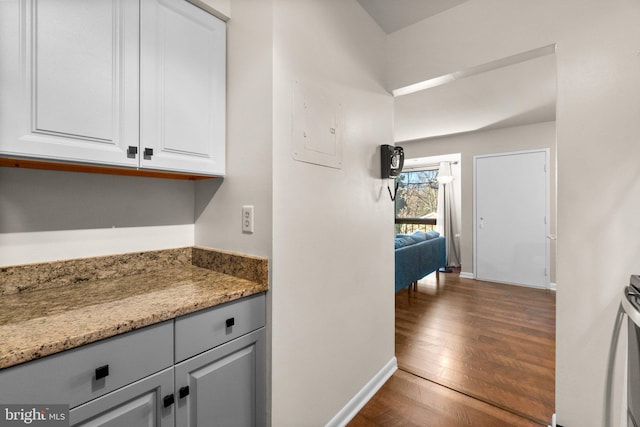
[349,272,555,426]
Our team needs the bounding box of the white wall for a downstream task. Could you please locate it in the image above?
[192,1,275,422]
[399,121,557,282]
[0,168,195,266]
[1,2,395,425]
[388,1,640,425]
[194,0,273,260]
[193,1,395,424]
[555,4,640,425]
[271,0,394,425]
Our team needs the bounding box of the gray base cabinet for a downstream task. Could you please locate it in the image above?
[0,294,266,427]
[175,329,266,427]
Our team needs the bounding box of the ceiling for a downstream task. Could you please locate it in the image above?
[393,48,557,142]
[357,0,468,33]
[357,0,557,142]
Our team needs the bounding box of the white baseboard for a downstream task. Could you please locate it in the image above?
[459,271,475,279]
[549,282,557,291]
[325,357,397,427]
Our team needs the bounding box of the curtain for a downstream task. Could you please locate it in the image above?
[437,161,461,267]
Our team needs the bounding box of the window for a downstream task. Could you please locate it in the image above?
[395,169,439,234]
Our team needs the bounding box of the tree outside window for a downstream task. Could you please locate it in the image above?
[395,170,439,234]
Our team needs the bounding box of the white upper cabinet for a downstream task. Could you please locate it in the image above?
[0,0,225,176]
[140,0,226,175]
[0,0,140,167]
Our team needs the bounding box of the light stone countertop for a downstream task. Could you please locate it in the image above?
[0,247,269,369]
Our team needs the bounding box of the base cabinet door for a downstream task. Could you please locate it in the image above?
[174,329,266,427]
[69,368,175,427]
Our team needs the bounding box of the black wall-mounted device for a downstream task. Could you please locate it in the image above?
[381,144,404,201]
[381,144,404,179]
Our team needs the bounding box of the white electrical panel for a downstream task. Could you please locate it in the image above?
[292,80,343,169]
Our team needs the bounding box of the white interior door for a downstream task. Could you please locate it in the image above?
[474,150,549,288]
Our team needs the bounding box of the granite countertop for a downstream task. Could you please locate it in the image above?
[0,246,269,370]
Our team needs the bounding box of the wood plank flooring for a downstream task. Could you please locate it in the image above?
[349,272,555,426]
[348,370,542,427]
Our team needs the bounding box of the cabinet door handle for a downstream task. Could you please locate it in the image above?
[144,148,154,159]
[226,317,235,328]
[127,146,138,158]
[95,364,110,380]
[179,386,190,399]
[163,394,175,408]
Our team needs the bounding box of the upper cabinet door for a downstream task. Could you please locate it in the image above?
[0,0,139,166]
[140,0,226,176]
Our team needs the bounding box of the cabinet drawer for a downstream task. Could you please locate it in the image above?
[69,367,174,427]
[175,293,265,362]
[0,321,173,409]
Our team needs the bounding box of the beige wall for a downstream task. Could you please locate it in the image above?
[399,121,557,283]
[388,1,640,425]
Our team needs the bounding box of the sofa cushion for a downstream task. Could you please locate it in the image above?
[394,236,416,249]
[409,230,440,241]
[424,231,440,240]
[394,231,441,248]
[410,231,428,241]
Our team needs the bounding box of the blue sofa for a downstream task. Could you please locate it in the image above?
[394,231,446,293]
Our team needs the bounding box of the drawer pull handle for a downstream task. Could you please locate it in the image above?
[226,317,235,328]
[144,147,154,159]
[95,365,109,380]
[179,386,190,399]
[163,394,175,408]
